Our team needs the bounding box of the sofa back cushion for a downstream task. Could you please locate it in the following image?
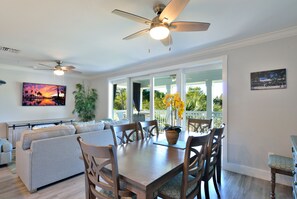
[74,121,105,134]
[21,125,76,150]
[103,119,129,129]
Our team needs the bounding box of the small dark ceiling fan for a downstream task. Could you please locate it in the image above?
[112,0,210,46]
[34,60,81,76]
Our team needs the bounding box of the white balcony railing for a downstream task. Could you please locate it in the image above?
[114,110,223,128]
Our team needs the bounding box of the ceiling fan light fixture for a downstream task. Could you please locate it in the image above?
[54,69,64,76]
[149,24,169,40]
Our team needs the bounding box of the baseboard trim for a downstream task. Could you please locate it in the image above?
[223,162,292,186]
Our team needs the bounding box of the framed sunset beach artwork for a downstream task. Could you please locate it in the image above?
[22,82,66,106]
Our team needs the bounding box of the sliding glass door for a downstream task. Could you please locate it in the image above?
[110,64,223,129]
[184,69,222,127]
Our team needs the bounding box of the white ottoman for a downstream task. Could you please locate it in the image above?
[0,139,12,165]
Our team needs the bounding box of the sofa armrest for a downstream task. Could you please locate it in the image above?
[16,141,34,192]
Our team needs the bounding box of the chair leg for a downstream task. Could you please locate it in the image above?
[217,147,222,184]
[212,174,221,198]
[197,185,202,199]
[85,174,90,199]
[204,181,210,199]
[270,169,276,199]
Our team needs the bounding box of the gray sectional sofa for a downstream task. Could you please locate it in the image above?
[16,121,117,192]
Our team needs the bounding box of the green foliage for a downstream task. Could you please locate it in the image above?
[186,87,207,111]
[142,89,150,110]
[113,85,222,116]
[154,90,166,110]
[72,83,98,122]
[141,89,166,110]
[114,88,127,110]
[213,94,223,112]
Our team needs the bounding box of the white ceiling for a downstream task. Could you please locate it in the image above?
[0,0,297,76]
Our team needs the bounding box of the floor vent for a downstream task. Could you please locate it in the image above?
[0,45,20,53]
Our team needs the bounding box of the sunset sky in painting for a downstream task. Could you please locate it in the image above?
[23,83,65,97]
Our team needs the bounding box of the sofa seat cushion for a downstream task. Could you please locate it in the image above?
[21,125,76,150]
[74,121,105,134]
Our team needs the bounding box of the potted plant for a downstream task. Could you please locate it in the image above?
[72,83,98,122]
[163,92,185,144]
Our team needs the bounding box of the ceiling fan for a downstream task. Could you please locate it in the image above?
[35,60,81,76]
[112,0,210,46]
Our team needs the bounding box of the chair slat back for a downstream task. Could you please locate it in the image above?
[181,133,211,198]
[204,124,225,180]
[111,122,144,145]
[138,120,159,138]
[188,118,212,133]
[77,136,120,199]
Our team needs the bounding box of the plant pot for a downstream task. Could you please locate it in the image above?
[165,130,179,145]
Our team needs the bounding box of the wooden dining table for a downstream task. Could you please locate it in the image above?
[114,132,192,199]
[95,130,223,199]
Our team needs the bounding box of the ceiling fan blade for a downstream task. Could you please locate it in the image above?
[38,63,53,68]
[61,66,75,70]
[160,34,173,46]
[159,0,189,24]
[123,28,150,40]
[170,21,210,32]
[34,68,54,71]
[112,9,152,25]
[66,70,82,74]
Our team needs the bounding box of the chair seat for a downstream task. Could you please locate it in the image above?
[100,189,136,199]
[158,173,196,199]
[268,154,293,172]
[99,180,137,199]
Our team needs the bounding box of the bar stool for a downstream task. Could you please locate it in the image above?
[268,154,293,199]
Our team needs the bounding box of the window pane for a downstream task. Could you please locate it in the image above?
[212,80,223,127]
[132,78,150,122]
[113,81,127,121]
[154,74,176,129]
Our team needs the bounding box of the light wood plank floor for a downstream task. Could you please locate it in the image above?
[0,165,292,199]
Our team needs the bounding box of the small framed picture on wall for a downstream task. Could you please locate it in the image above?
[250,68,287,90]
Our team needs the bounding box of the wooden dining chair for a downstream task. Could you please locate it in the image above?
[157,133,211,199]
[77,136,136,199]
[138,120,159,138]
[187,118,212,133]
[202,124,225,199]
[111,122,144,145]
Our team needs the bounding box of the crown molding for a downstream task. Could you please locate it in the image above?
[188,25,297,58]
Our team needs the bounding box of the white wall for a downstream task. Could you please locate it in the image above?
[90,77,110,120]
[91,33,297,185]
[224,36,297,184]
[0,67,87,136]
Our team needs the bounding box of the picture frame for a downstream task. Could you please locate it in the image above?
[250,68,286,90]
[22,82,66,106]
